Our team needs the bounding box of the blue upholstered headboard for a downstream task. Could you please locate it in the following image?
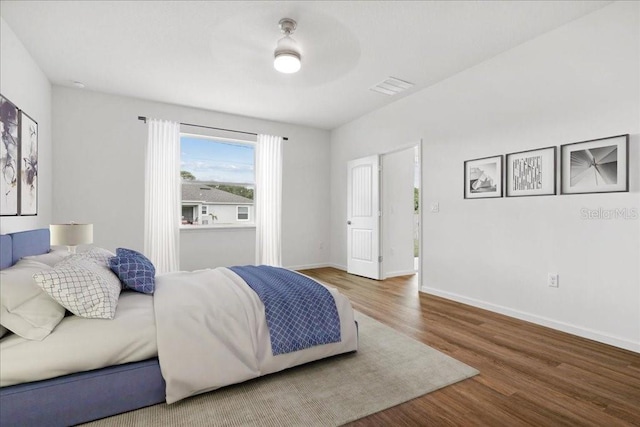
[0,228,50,269]
[0,234,11,269]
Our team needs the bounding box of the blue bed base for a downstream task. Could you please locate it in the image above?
[1,359,165,427]
[0,229,165,427]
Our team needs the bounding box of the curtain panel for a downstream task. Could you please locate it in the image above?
[144,119,181,274]
[255,134,283,266]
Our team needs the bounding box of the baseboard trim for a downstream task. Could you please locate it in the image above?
[287,263,331,271]
[287,263,347,272]
[384,269,417,279]
[327,263,347,272]
[421,286,640,354]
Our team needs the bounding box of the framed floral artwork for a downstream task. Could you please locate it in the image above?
[19,111,38,215]
[0,94,19,216]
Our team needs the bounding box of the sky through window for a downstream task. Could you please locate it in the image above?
[180,135,254,185]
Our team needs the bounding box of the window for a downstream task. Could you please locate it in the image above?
[237,206,249,221]
[181,205,195,225]
[180,133,255,227]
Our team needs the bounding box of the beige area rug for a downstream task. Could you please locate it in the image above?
[84,313,478,427]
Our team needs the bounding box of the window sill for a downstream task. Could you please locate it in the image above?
[180,224,256,232]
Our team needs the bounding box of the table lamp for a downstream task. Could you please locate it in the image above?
[50,223,93,253]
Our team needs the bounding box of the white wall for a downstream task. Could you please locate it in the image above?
[52,87,331,270]
[381,146,416,277]
[181,227,255,271]
[0,18,52,233]
[330,2,640,352]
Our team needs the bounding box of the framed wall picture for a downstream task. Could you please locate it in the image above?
[464,155,503,199]
[561,134,629,195]
[506,146,556,197]
[19,111,38,215]
[0,94,19,216]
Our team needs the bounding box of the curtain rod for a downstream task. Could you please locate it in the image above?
[137,116,288,141]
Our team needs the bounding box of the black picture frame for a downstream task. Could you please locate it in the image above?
[506,146,557,197]
[464,155,503,199]
[560,134,629,195]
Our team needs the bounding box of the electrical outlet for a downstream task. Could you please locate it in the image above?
[430,202,439,213]
[548,273,559,288]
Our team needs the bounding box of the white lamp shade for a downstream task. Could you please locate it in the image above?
[274,35,301,73]
[50,223,94,246]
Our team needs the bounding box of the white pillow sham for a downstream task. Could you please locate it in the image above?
[0,259,66,340]
[72,247,116,267]
[33,255,121,320]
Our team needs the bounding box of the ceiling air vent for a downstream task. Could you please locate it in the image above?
[369,77,414,96]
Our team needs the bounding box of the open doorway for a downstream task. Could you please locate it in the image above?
[381,142,421,280]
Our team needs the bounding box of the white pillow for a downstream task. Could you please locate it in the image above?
[22,248,70,267]
[77,247,116,266]
[0,259,66,340]
[33,256,121,319]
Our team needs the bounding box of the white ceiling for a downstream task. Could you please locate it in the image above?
[1,1,611,130]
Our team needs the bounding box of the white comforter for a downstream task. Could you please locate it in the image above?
[154,267,358,404]
[1,267,357,402]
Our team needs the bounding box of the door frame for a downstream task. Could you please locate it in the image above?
[379,140,423,286]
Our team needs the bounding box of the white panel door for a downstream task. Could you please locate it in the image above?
[347,155,381,280]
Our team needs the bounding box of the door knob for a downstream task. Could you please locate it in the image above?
[347,220,352,225]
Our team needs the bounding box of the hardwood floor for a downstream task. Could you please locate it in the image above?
[299,267,640,426]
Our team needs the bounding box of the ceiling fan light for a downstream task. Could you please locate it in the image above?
[274,33,301,74]
[274,52,301,73]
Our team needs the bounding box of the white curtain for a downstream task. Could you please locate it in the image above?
[255,134,283,266]
[144,119,181,274]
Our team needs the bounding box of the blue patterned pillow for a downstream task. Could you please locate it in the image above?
[108,248,156,294]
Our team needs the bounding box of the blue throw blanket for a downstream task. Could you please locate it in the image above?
[229,265,341,355]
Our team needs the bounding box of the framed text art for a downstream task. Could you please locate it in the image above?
[19,111,38,215]
[560,134,629,195]
[464,155,503,199]
[0,94,19,216]
[506,146,556,197]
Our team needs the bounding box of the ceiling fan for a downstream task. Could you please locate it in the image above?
[273,18,301,74]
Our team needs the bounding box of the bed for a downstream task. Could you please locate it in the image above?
[0,229,358,426]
